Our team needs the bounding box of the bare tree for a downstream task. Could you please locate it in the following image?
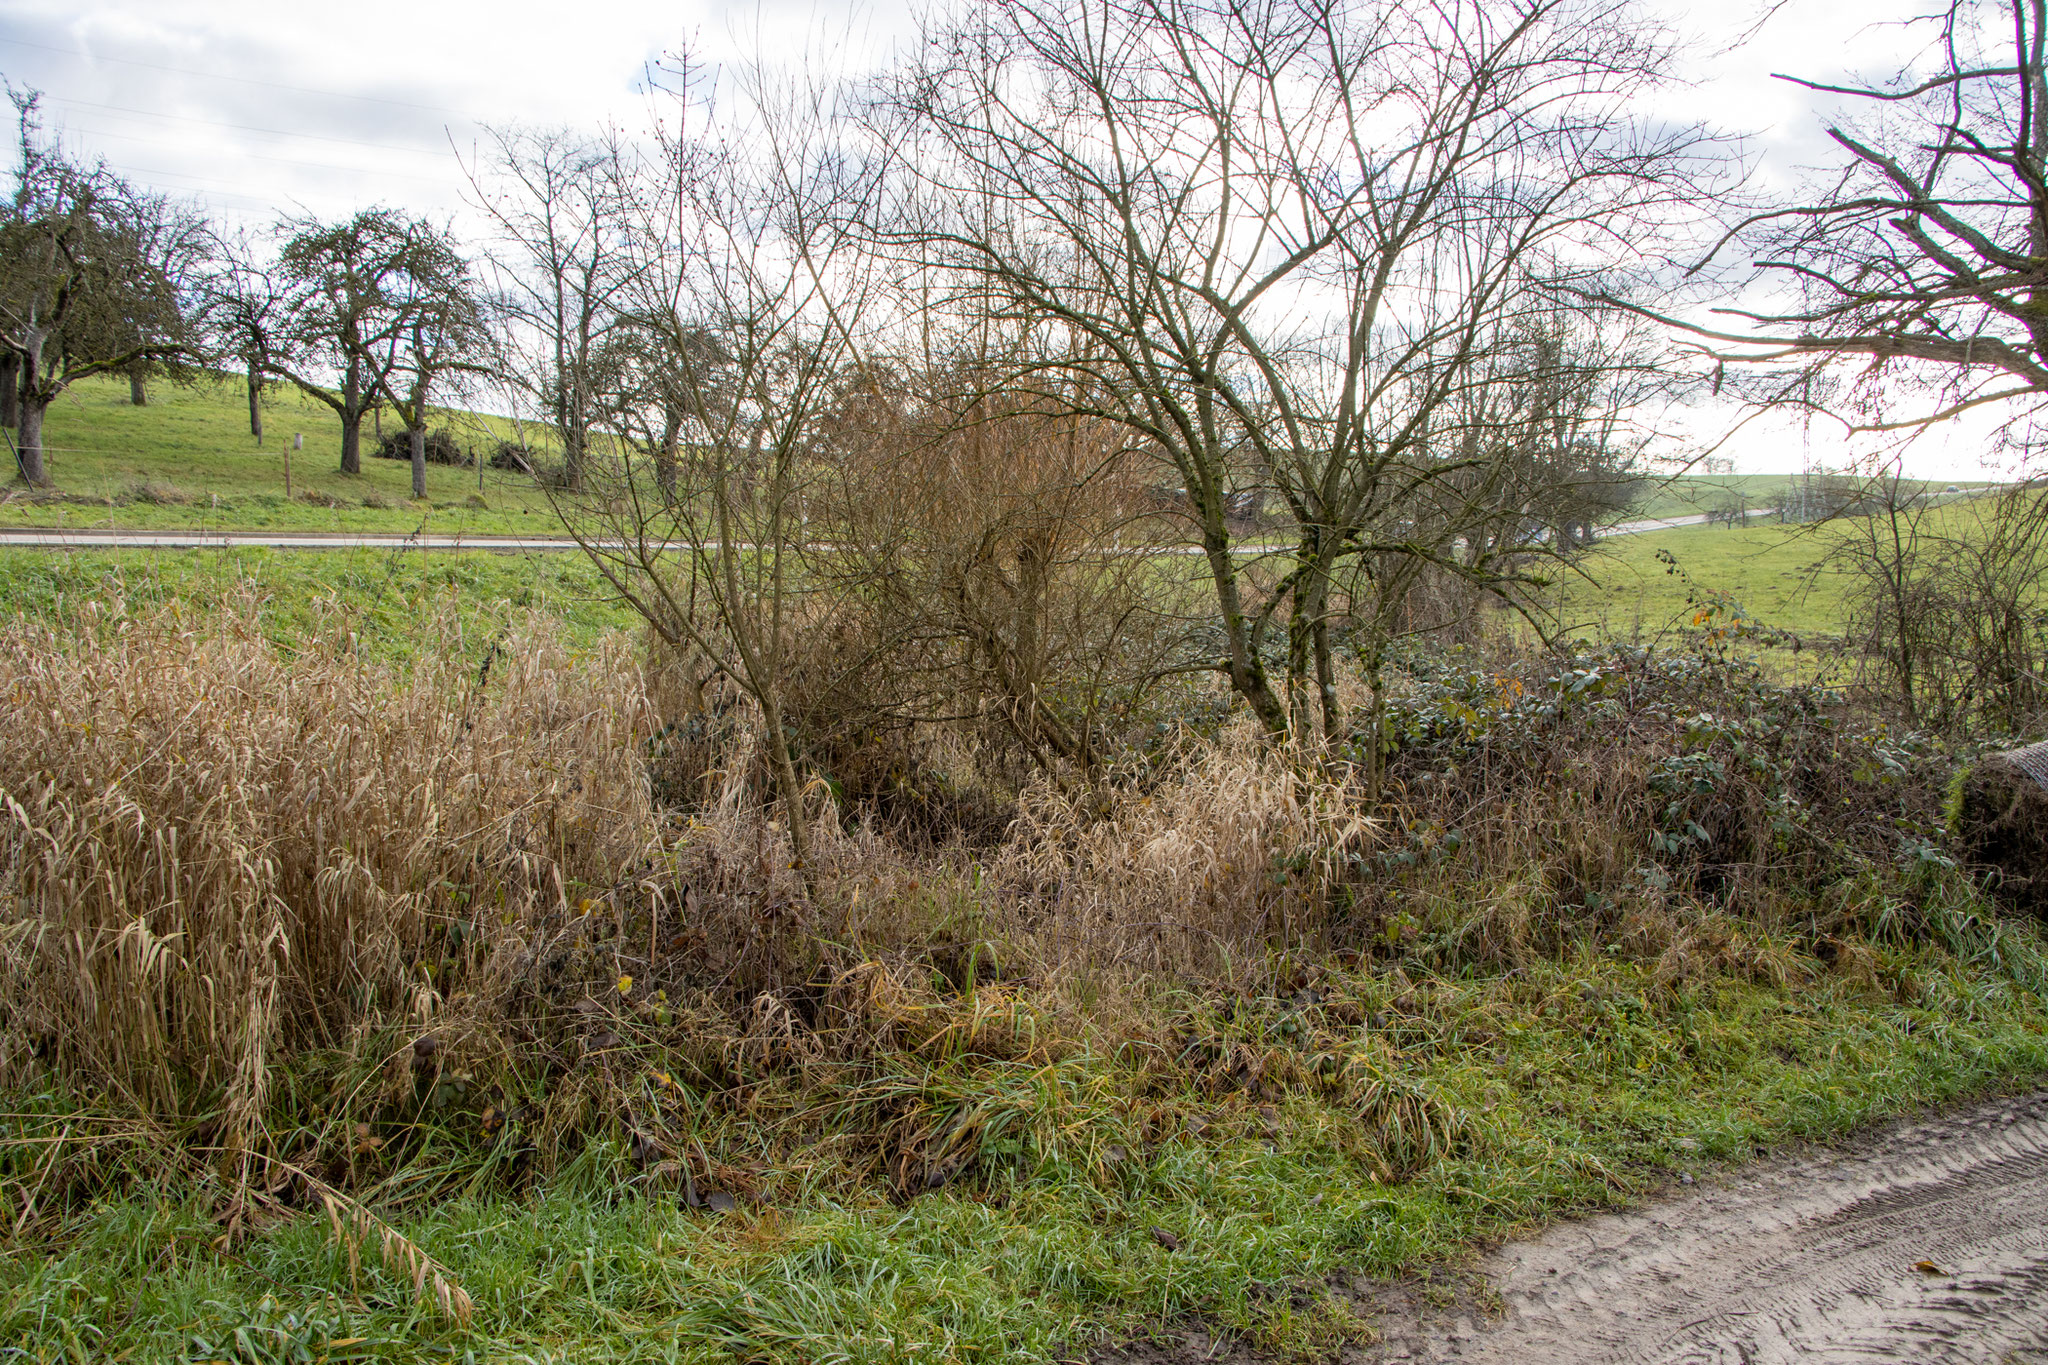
[464,126,641,492]
[368,225,486,500]
[1444,310,1661,566]
[1666,0,2048,454]
[0,90,201,486]
[1827,471,2048,734]
[874,0,1721,758]
[558,57,887,890]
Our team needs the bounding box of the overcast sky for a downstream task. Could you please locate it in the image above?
[0,0,2007,477]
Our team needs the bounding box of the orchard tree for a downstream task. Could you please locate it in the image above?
[0,90,201,486]
[268,208,470,476]
[196,225,287,445]
[370,230,488,499]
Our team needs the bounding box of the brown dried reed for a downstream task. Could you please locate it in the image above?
[0,605,1404,1175]
[996,728,1374,977]
[0,610,658,1148]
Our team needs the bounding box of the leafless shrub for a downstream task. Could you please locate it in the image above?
[819,379,1196,787]
[1830,476,2048,736]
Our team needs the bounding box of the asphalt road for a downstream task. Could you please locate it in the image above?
[0,510,1762,552]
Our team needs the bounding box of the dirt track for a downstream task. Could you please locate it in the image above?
[1108,1090,2048,1365]
[1361,1089,2048,1363]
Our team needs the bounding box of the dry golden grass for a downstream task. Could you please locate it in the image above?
[996,729,1376,977]
[0,602,1396,1192]
[0,596,1961,1211]
[0,608,657,1148]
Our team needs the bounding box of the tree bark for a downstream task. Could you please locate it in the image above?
[0,354,17,428]
[1202,528,1289,736]
[246,364,264,444]
[562,424,583,493]
[15,397,48,486]
[760,690,815,894]
[129,371,148,406]
[340,361,362,475]
[657,413,680,504]
[410,425,427,500]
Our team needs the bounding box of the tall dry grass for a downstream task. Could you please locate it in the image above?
[0,603,1383,1153]
[0,610,657,1146]
[3,595,1954,1196]
[995,730,1375,977]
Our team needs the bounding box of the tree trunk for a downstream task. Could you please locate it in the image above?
[340,361,362,475]
[1312,583,1341,746]
[410,425,427,501]
[1201,527,1290,737]
[0,354,17,428]
[1287,575,1315,741]
[562,425,584,493]
[760,690,816,896]
[129,371,148,406]
[15,397,48,486]
[247,364,263,444]
[658,414,680,504]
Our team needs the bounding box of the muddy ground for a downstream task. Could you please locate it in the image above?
[1104,1089,2048,1364]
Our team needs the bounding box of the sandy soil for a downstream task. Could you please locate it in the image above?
[1106,1089,2048,1365]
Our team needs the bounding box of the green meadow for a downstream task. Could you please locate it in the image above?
[3,373,559,535]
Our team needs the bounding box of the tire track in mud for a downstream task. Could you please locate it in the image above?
[1366,1091,2048,1363]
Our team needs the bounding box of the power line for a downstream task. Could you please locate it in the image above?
[87,159,327,210]
[68,122,455,185]
[47,94,457,160]
[0,35,476,118]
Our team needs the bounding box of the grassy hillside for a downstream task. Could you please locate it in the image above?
[1551,519,1844,639]
[1626,473,1805,520]
[2,373,562,535]
[1547,491,2033,657]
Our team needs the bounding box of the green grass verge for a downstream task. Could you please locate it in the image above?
[0,547,635,659]
[7,921,2045,1364]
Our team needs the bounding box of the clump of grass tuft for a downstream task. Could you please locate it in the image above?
[126,478,191,506]
[995,729,1375,977]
